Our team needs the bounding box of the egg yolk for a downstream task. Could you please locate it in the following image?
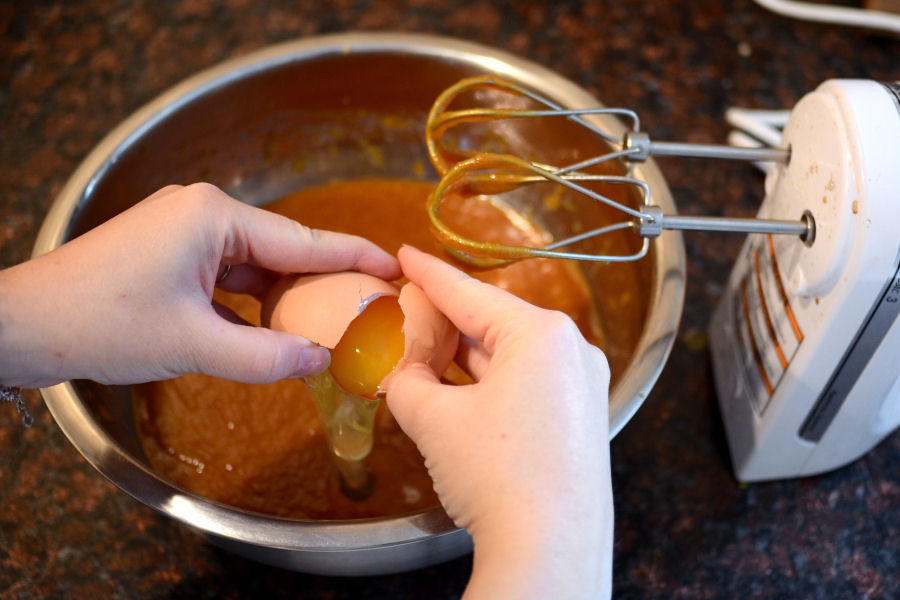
[330,296,405,398]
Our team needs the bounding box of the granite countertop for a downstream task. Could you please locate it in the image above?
[1,1,898,598]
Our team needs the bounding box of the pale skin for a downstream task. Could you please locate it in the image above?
[387,246,613,600]
[0,184,613,599]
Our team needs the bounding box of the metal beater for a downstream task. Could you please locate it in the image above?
[424,75,815,265]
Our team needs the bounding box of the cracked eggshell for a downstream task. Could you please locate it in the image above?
[261,272,399,349]
[396,281,458,375]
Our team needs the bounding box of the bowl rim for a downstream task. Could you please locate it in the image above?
[34,31,685,552]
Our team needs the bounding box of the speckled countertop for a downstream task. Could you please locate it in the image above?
[1,2,899,598]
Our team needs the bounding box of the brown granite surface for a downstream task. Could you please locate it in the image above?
[1,1,899,598]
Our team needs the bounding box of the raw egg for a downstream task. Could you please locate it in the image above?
[262,271,458,397]
[330,295,406,396]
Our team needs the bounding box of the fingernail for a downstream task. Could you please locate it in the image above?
[294,346,330,377]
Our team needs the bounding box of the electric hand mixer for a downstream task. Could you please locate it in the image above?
[425,76,900,482]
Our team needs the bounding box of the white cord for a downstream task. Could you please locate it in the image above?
[725,108,791,174]
[725,108,789,148]
[753,0,900,35]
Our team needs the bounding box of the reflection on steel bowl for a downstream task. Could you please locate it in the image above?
[33,33,685,576]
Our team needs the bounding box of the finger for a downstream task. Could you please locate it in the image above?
[215,264,279,301]
[188,310,331,383]
[453,334,491,381]
[384,361,452,439]
[397,246,538,344]
[225,193,401,279]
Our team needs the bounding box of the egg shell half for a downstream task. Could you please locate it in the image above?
[396,281,458,376]
[261,272,399,349]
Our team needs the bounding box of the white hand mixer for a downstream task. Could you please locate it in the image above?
[425,76,900,481]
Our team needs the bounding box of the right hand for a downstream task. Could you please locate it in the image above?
[385,246,613,600]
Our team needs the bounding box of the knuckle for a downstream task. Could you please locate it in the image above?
[243,331,293,383]
[291,221,319,246]
[185,181,225,198]
[304,225,323,246]
[539,309,580,339]
[180,183,233,216]
[259,346,289,383]
[156,184,184,196]
[590,345,611,379]
[292,223,327,264]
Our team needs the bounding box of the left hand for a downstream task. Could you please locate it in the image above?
[0,183,401,387]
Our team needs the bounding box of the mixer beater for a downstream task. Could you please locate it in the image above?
[424,75,814,265]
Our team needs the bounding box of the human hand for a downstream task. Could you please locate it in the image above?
[385,246,613,600]
[0,183,400,388]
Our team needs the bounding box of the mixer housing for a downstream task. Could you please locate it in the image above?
[710,80,900,481]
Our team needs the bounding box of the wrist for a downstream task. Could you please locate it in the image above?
[464,496,613,600]
[0,259,70,387]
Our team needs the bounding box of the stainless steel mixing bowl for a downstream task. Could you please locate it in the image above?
[32,32,685,576]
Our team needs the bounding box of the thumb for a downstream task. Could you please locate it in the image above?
[384,361,448,439]
[188,314,330,384]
